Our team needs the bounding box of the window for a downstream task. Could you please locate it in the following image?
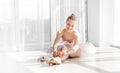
[113,0,120,47]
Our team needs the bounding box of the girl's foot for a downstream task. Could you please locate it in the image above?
[46,57,61,66]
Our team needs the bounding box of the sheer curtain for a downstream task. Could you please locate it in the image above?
[17,0,50,51]
[0,0,50,52]
[16,0,51,51]
[0,0,16,52]
[51,0,88,44]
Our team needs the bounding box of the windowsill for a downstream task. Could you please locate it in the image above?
[110,44,120,48]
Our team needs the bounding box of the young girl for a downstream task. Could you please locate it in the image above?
[52,14,80,59]
[39,14,95,65]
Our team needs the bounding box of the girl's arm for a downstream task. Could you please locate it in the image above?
[53,29,63,51]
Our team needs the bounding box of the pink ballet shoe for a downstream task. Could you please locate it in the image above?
[46,57,61,66]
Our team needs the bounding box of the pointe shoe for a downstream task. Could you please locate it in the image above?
[46,57,61,66]
[38,57,46,62]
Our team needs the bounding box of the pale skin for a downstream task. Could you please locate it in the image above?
[53,19,81,60]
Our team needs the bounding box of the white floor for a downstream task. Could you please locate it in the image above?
[2,47,120,73]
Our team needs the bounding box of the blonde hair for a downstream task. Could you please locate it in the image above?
[66,14,76,22]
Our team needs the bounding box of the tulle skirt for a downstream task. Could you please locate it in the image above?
[47,42,96,58]
[79,42,96,57]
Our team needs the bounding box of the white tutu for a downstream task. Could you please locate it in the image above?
[46,41,73,53]
[47,42,96,58]
[79,42,96,57]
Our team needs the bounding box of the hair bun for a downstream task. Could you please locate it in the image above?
[71,14,75,17]
[66,13,76,22]
[70,13,76,19]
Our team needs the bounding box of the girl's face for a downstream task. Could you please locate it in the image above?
[66,20,76,32]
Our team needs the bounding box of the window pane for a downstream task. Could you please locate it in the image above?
[114,0,120,46]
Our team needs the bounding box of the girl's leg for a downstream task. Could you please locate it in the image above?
[61,53,69,61]
[69,48,80,58]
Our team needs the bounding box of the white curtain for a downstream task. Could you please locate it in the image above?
[16,0,51,51]
[0,0,16,52]
[0,0,50,52]
[51,0,88,44]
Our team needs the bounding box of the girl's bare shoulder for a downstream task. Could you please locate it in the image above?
[57,28,65,36]
[73,29,80,38]
[73,29,80,35]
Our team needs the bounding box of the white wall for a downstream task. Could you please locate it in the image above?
[88,0,100,46]
[99,0,114,46]
[88,0,114,47]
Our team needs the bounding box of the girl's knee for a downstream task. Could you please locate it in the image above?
[69,50,80,58]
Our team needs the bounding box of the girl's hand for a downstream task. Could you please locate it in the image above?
[53,51,64,57]
[53,51,58,57]
[57,51,64,57]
